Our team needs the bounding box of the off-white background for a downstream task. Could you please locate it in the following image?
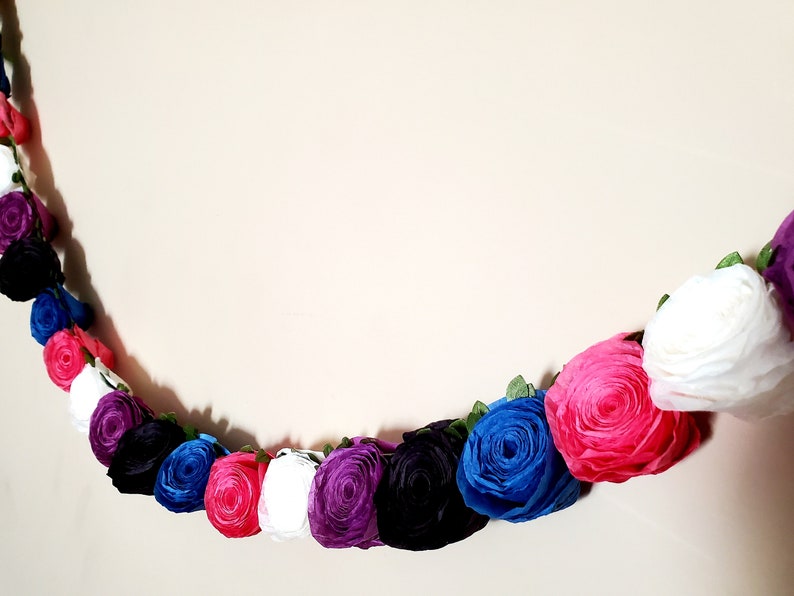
[1,1,793,595]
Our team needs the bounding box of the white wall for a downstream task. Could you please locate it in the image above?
[2,1,793,594]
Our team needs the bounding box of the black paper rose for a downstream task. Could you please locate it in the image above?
[0,237,64,302]
[107,419,187,495]
[374,420,489,551]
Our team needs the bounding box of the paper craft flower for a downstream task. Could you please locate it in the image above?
[374,420,489,551]
[89,390,153,466]
[0,95,31,144]
[0,237,63,301]
[155,434,223,513]
[457,393,580,521]
[545,333,701,483]
[258,448,324,541]
[308,437,397,549]
[30,285,94,346]
[763,210,794,331]
[43,326,114,391]
[0,145,20,196]
[69,358,126,433]
[643,264,794,419]
[0,191,57,252]
[107,419,187,495]
[205,452,269,538]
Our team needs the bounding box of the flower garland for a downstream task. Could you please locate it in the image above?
[1,43,794,552]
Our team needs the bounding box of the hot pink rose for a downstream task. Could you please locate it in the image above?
[42,326,115,391]
[205,451,269,538]
[544,333,701,483]
[0,95,30,145]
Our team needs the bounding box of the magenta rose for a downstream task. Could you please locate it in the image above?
[545,333,701,483]
[89,391,154,467]
[0,191,57,252]
[308,437,397,549]
[763,210,794,331]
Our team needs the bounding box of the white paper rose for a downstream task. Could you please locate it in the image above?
[0,144,22,195]
[68,358,126,432]
[642,264,794,419]
[258,448,324,541]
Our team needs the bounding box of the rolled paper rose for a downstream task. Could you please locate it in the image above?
[30,285,94,346]
[0,237,64,302]
[457,393,580,522]
[0,144,21,196]
[154,434,227,513]
[374,420,489,551]
[205,452,269,538]
[643,263,794,419]
[308,437,397,549]
[545,333,701,483]
[89,390,154,467]
[69,358,127,433]
[0,191,57,252]
[763,210,794,331]
[0,95,31,144]
[43,326,114,392]
[107,419,187,495]
[258,448,324,541]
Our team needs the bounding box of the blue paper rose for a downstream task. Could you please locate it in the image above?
[456,391,580,522]
[30,285,94,346]
[154,433,228,513]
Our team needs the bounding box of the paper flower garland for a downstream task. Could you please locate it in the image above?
[1,35,794,552]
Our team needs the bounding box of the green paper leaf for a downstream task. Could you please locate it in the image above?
[527,383,537,398]
[449,418,468,438]
[159,412,178,424]
[716,251,744,269]
[184,424,198,441]
[239,445,255,453]
[322,443,333,458]
[549,371,560,387]
[657,293,670,311]
[11,171,19,183]
[80,347,96,366]
[472,400,489,417]
[306,452,323,466]
[756,242,774,273]
[506,375,529,400]
[116,383,131,394]
[255,449,272,464]
[416,427,432,435]
[338,436,353,449]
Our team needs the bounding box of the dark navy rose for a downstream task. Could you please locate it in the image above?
[763,210,794,331]
[107,419,187,495]
[0,191,57,252]
[456,392,580,522]
[89,391,154,467]
[0,237,64,302]
[374,420,489,551]
[308,437,396,549]
[30,285,94,346]
[154,434,228,513]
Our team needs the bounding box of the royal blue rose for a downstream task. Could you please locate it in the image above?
[456,391,580,522]
[154,433,228,513]
[30,285,94,346]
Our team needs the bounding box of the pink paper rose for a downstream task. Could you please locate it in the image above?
[42,326,115,391]
[205,451,270,538]
[544,333,701,483]
[0,95,30,145]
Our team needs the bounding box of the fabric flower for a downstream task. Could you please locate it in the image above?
[154,434,226,513]
[0,191,57,252]
[0,95,31,144]
[0,237,63,301]
[30,285,93,346]
[643,264,794,419]
[0,144,20,196]
[457,393,580,521]
[308,437,397,549]
[205,452,269,538]
[763,210,794,331]
[374,420,489,551]
[89,390,153,466]
[43,326,114,392]
[545,333,701,483]
[69,358,126,433]
[107,419,187,495]
[258,448,324,541]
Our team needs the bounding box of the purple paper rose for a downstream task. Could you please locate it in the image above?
[0,191,57,252]
[89,391,154,467]
[763,210,794,331]
[308,437,397,549]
